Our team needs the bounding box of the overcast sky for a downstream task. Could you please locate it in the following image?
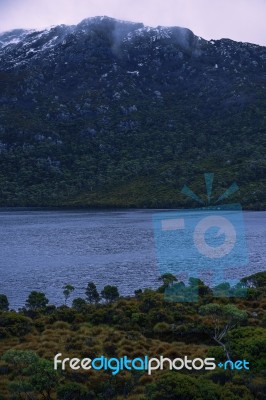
[0,0,265,45]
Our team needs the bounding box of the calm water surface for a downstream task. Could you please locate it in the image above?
[0,210,265,308]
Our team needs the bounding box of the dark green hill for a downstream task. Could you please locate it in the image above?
[0,17,265,208]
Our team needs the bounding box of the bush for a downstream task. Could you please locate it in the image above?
[72,297,87,312]
[101,285,120,303]
[57,383,94,400]
[25,291,49,310]
[0,294,9,311]
[153,322,171,334]
[0,312,33,336]
[228,327,266,372]
[145,373,221,400]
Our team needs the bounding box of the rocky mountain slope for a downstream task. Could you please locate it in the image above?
[0,16,265,208]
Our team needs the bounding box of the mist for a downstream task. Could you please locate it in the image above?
[0,0,265,46]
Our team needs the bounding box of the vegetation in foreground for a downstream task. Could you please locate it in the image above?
[0,272,265,399]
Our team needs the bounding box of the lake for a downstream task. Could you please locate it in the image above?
[0,210,265,308]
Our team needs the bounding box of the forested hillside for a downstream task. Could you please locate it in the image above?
[0,17,265,208]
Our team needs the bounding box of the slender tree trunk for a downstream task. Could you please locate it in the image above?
[213,337,231,361]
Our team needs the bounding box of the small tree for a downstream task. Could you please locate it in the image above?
[0,294,9,311]
[159,273,177,287]
[134,289,143,299]
[158,273,178,294]
[72,298,87,312]
[29,358,59,400]
[213,282,231,297]
[240,271,266,288]
[25,291,49,311]
[85,282,100,304]
[188,277,212,297]
[63,284,75,305]
[57,382,92,400]
[2,350,59,400]
[199,303,247,360]
[2,350,39,369]
[101,285,119,303]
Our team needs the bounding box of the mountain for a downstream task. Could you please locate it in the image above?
[0,16,265,208]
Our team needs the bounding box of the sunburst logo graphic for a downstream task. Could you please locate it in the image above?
[181,173,239,206]
[181,173,240,260]
[152,173,248,301]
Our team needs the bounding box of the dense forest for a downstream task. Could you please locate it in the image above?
[0,17,265,208]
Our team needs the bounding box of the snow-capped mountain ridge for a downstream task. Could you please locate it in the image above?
[0,16,265,207]
[0,16,264,72]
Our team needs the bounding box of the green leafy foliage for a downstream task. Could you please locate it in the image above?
[0,272,265,399]
[85,282,100,304]
[2,350,59,400]
[62,284,75,305]
[25,291,49,310]
[57,383,94,400]
[0,294,9,311]
[101,285,120,303]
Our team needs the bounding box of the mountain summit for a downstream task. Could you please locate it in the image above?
[0,17,265,208]
[0,16,200,69]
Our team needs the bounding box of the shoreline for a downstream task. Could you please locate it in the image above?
[0,206,265,212]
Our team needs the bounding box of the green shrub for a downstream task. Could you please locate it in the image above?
[57,383,94,400]
[0,312,33,336]
[145,372,220,400]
